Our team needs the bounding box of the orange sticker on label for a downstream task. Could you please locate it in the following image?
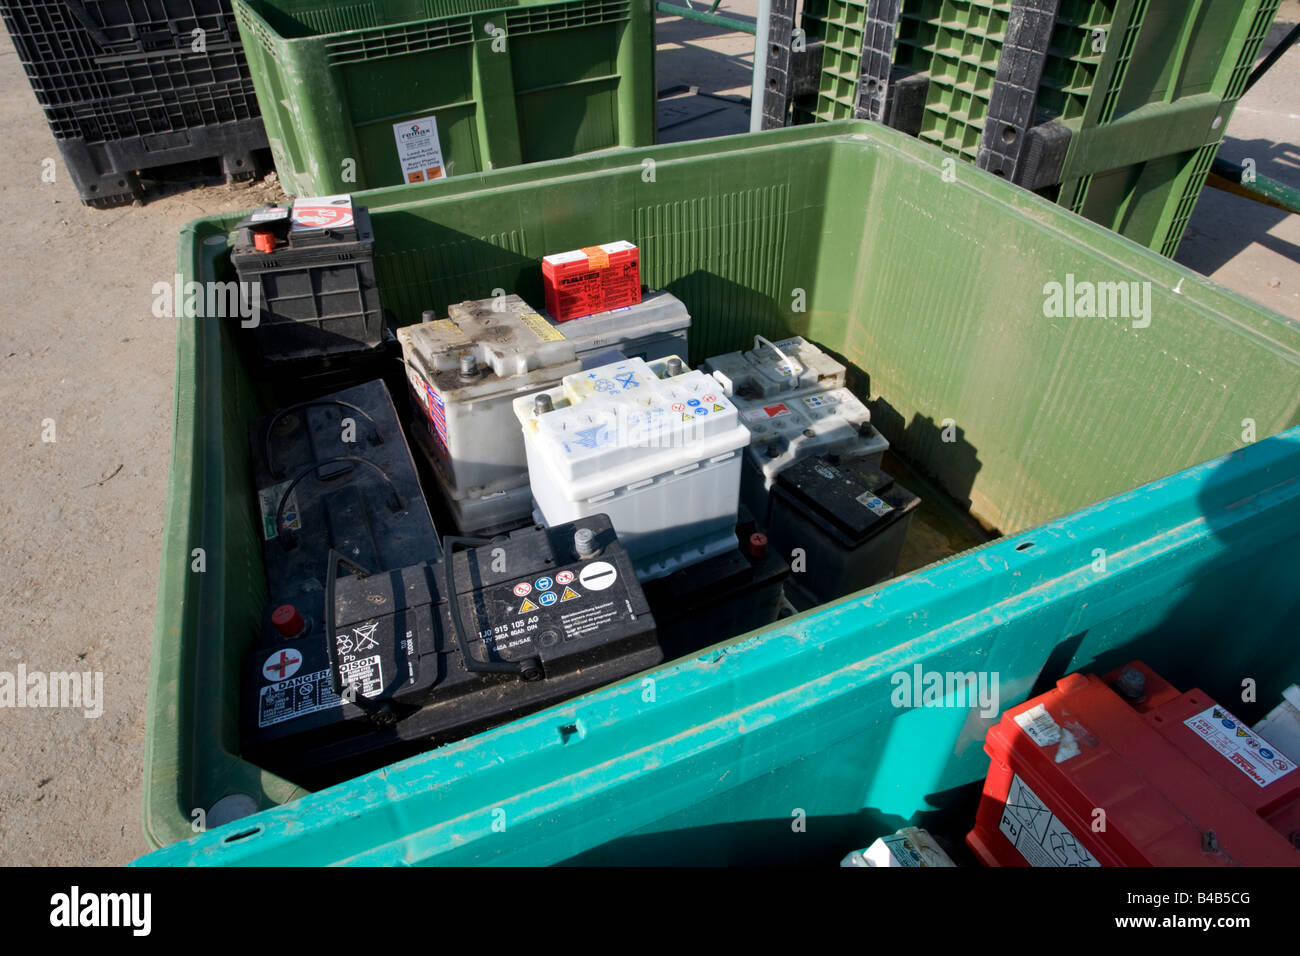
[581,246,610,270]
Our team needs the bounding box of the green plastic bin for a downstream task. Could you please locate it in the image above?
[802,0,1281,257]
[140,121,1300,863]
[233,0,656,195]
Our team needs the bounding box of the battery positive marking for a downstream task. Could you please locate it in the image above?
[263,649,302,682]
[513,582,532,597]
[556,570,575,585]
[998,774,1100,867]
[561,586,581,601]
[518,598,538,614]
[535,576,554,591]
[539,592,558,607]
[258,667,342,727]
[579,561,618,591]
[1184,705,1295,787]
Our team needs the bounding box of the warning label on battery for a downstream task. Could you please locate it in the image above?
[338,655,383,699]
[742,404,790,423]
[257,480,301,540]
[519,311,566,343]
[998,773,1100,867]
[393,115,446,183]
[559,601,622,641]
[258,667,342,728]
[1184,705,1295,787]
[855,492,893,516]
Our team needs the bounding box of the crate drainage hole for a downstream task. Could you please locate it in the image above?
[1015,541,1035,552]
[558,721,584,744]
[223,826,262,844]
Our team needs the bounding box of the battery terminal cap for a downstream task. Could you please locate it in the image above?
[747,532,769,560]
[253,230,276,253]
[271,604,308,639]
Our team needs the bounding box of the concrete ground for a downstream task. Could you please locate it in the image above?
[0,3,1296,866]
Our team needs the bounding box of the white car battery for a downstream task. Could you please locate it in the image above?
[703,335,889,523]
[397,295,581,534]
[514,355,750,581]
[544,290,691,365]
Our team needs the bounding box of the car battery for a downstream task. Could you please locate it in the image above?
[640,512,789,659]
[542,241,641,321]
[514,355,751,581]
[703,336,888,524]
[249,379,442,604]
[397,296,582,534]
[231,195,386,364]
[766,454,919,607]
[241,515,660,786]
[968,661,1300,867]
[544,290,691,366]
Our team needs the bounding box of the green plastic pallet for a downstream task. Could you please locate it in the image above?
[802,0,1281,256]
[137,122,1300,863]
[233,0,656,195]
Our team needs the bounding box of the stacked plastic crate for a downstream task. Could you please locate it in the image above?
[793,0,1282,256]
[0,0,268,206]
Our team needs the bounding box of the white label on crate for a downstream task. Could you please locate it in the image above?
[855,492,893,516]
[290,194,354,231]
[742,403,791,423]
[579,561,618,591]
[393,116,447,184]
[999,774,1100,867]
[1015,703,1063,747]
[1184,705,1296,787]
[257,667,342,728]
[257,481,301,540]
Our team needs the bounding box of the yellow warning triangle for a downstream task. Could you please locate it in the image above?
[561,586,581,601]
[1236,727,1249,738]
[712,404,725,412]
[681,413,692,422]
[518,598,538,613]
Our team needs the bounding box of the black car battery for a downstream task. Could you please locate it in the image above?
[230,196,385,363]
[641,512,789,659]
[766,454,920,608]
[250,379,442,606]
[242,515,660,787]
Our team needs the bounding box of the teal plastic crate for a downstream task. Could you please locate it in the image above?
[138,122,1300,863]
[233,0,656,195]
[802,0,1282,256]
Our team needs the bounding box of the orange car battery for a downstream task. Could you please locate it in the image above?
[542,241,641,321]
[968,661,1300,866]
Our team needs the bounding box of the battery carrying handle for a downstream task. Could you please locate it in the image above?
[264,400,385,480]
[274,456,404,550]
[753,334,804,380]
[441,536,544,682]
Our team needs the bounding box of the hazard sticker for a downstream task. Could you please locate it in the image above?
[998,773,1100,867]
[742,404,790,423]
[556,570,575,585]
[518,598,538,614]
[561,586,581,601]
[1184,705,1295,787]
[513,582,532,597]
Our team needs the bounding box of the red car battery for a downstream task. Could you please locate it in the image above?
[541,241,641,321]
[968,661,1300,866]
